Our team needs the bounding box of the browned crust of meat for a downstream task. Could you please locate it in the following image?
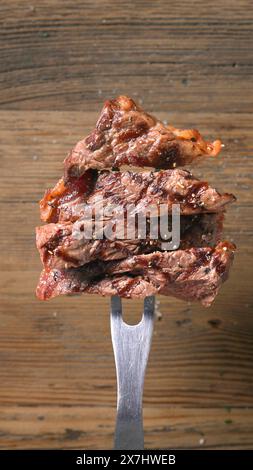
[36,213,224,270]
[40,169,235,224]
[39,170,96,223]
[64,96,222,176]
[36,241,235,306]
[36,97,236,305]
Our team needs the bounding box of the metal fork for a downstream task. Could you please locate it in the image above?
[110,295,155,450]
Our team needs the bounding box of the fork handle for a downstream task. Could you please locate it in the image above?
[110,296,154,450]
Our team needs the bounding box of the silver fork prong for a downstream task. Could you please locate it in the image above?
[110,295,155,450]
[111,295,123,318]
[143,295,155,320]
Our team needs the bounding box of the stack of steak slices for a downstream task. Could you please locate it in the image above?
[36,96,236,306]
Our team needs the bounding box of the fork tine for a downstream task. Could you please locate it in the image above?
[111,295,155,324]
[111,295,122,318]
[110,295,155,449]
[143,295,155,319]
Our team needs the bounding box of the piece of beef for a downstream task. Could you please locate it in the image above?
[36,242,235,306]
[36,97,236,305]
[64,96,222,176]
[40,169,235,223]
[39,169,97,224]
[36,213,224,270]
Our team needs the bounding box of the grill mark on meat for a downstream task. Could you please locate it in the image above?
[36,96,236,304]
[154,142,181,168]
[40,169,97,223]
[40,169,235,224]
[36,213,224,270]
[36,242,235,305]
[178,247,213,281]
[64,96,222,176]
[85,170,234,217]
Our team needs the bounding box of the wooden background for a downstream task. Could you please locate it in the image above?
[0,0,253,449]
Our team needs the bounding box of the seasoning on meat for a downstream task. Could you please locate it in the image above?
[36,214,224,270]
[64,96,222,176]
[36,242,235,306]
[40,169,234,224]
[36,96,236,306]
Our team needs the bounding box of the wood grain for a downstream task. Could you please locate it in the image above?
[0,0,253,113]
[0,0,253,450]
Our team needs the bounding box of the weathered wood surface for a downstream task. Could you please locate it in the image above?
[0,0,253,450]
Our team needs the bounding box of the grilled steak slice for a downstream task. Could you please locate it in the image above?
[64,96,222,176]
[39,169,97,224]
[36,213,224,270]
[36,242,235,306]
[40,169,235,223]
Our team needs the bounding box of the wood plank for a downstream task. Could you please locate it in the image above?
[0,1,253,112]
[0,110,252,202]
[0,108,253,448]
[0,0,253,450]
[0,405,253,450]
